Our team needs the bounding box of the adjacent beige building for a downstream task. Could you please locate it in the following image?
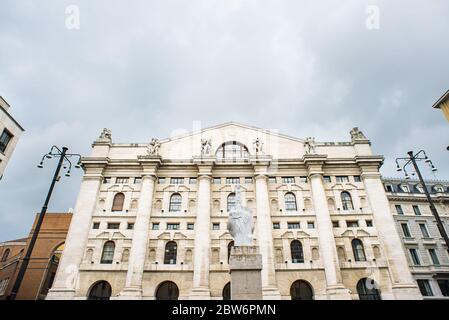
[46,122,422,300]
[0,96,24,180]
[432,90,449,122]
[384,178,449,299]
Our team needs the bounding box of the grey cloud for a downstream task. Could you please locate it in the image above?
[0,0,448,241]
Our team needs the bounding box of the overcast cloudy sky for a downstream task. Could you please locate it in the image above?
[0,0,448,241]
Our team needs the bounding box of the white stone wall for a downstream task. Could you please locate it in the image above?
[48,123,422,300]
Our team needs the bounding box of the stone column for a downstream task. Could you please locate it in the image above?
[253,162,281,299]
[358,158,421,299]
[190,159,214,299]
[119,159,159,299]
[46,164,105,299]
[305,155,351,299]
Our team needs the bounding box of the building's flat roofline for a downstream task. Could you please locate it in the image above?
[432,90,449,109]
[0,96,25,132]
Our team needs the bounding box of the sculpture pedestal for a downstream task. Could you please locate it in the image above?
[229,246,263,300]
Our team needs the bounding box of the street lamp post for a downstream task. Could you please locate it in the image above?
[8,146,81,300]
[395,150,449,253]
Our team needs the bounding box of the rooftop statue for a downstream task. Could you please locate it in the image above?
[227,185,254,246]
[201,138,212,155]
[147,138,161,156]
[304,137,316,154]
[350,127,367,141]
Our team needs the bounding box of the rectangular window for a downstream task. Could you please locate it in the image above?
[419,224,430,238]
[346,220,359,228]
[167,223,180,230]
[287,222,300,229]
[332,221,340,228]
[323,176,331,183]
[413,205,421,216]
[189,177,197,184]
[152,223,160,230]
[353,176,361,182]
[282,177,295,184]
[116,177,129,184]
[268,176,277,183]
[385,184,393,192]
[158,177,166,184]
[298,176,308,183]
[103,177,111,184]
[127,223,134,230]
[307,222,315,229]
[170,177,184,185]
[134,177,142,184]
[273,222,280,229]
[213,177,221,184]
[401,223,412,238]
[336,176,349,183]
[0,129,13,153]
[417,280,433,297]
[212,223,220,230]
[187,223,195,230]
[92,222,100,229]
[437,280,449,297]
[366,220,373,227]
[410,249,421,265]
[428,249,440,265]
[107,223,120,229]
[226,177,240,184]
[395,205,404,215]
[245,177,253,184]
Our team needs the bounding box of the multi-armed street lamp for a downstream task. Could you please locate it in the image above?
[395,150,449,253]
[9,146,82,300]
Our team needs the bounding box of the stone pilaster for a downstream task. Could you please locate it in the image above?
[190,157,214,299]
[253,159,281,299]
[46,160,106,299]
[357,157,422,299]
[304,155,351,299]
[119,157,160,299]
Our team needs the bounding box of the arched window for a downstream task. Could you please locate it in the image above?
[290,280,314,300]
[164,241,177,264]
[1,249,10,262]
[227,241,234,263]
[357,278,381,300]
[341,191,354,210]
[39,243,65,298]
[100,241,115,264]
[284,192,297,211]
[216,141,249,161]
[223,282,231,300]
[227,193,236,212]
[352,239,366,262]
[88,281,112,300]
[290,240,304,263]
[112,193,125,212]
[169,193,182,212]
[156,281,179,300]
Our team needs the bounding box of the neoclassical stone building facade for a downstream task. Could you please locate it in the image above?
[46,122,422,300]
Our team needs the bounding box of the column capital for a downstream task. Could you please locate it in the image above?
[254,174,268,181]
[142,174,157,181]
[198,174,212,181]
[303,154,327,176]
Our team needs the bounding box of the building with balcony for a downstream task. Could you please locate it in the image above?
[384,178,449,299]
[0,96,24,180]
[46,122,421,300]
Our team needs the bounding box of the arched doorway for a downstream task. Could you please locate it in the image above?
[290,280,314,300]
[357,278,381,300]
[88,281,112,300]
[156,281,179,300]
[222,282,231,300]
[38,243,65,299]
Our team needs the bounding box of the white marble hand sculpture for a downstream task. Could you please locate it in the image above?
[227,185,254,246]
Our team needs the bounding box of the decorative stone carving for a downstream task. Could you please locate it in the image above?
[147,138,161,156]
[253,137,264,154]
[227,185,254,246]
[350,127,367,141]
[201,138,212,155]
[304,137,316,154]
[97,128,112,142]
